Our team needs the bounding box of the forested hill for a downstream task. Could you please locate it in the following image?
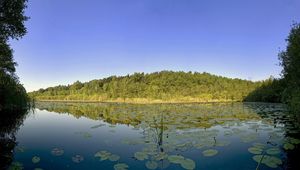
[29,71,263,103]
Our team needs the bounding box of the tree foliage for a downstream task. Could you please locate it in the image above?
[279,23,300,112]
[29,71,262,103]
[0,0,30,110]
[244,23,300,112]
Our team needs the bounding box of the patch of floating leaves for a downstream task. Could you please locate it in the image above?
[253,155,282,168]
[94,150,120,162]
[167,155,195,170]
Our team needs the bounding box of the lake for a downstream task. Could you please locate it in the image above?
[2,102,300,170]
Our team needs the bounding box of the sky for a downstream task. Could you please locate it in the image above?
[10,0,300,92]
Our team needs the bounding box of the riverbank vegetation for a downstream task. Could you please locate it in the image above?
[0,0,31,111]
[244,23,300,113]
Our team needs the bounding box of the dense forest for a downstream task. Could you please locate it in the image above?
[0,0,30,111]
[244,23,300,113]
[29,71,263,103]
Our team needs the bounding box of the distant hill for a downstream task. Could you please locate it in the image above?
[29,71,263,103]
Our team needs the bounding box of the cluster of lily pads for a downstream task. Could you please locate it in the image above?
[94,150,128,170]
[248,142,283,168]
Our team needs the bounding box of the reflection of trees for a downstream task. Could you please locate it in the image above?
[145,109,168,169]
[36,102,262,129]
[0,110,29,169]
[35,102,300,169]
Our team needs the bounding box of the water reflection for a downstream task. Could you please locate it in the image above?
[6,102,300,169]
[0,109,29,169]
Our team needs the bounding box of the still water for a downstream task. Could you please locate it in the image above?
[5,102,300,170]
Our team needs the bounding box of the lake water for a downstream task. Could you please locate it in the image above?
[3,102,300,170]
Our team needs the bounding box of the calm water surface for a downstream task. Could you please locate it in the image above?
[5,102,300,170]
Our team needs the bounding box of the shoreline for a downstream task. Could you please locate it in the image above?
[35,99,240,104]
[34,99,283,105]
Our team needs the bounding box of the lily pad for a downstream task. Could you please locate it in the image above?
[202,149,218,157]
[51,148,64,156]
[72,155,84,163]
[95,150,111,157]
[134,151,148,161]
[253,155,282,168]
[180,158,196,170]
[32,156,40,164]
[283,143,295,150]
[252,143,265,149]
[289,138,300,144]
[168,155,185,164]
[248,147,263,154]
[266,147,281,155]
[109,154,120,162]
[145,161,158,170]
[95,150,112,161]
[114,163,129,170]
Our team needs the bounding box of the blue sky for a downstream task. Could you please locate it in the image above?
[11,0,300,92]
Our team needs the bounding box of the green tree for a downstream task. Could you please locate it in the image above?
[0,0,29,110]
[279,23,300,111]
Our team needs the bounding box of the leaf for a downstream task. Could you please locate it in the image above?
[283,143,295,150]
[32,156,40,164]
[168,155,185,164]
[266,147,281,155]
[134,151,148,161]
[248,147,263,154]
[114,163,129,170]
[289,137,300,144]
[180,158,196,170]
[202,149,218,157]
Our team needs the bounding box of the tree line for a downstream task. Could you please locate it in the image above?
[29,71,263,103]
